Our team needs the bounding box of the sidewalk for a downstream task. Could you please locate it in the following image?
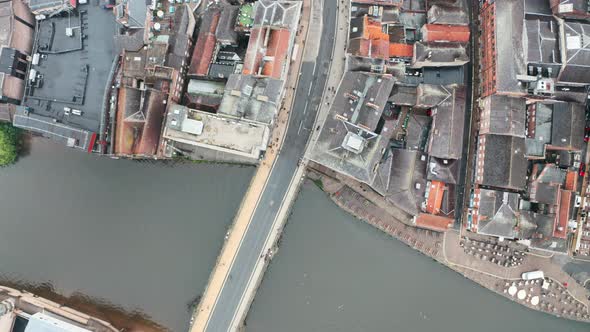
[304,0,349,158]
[189,1,312,331]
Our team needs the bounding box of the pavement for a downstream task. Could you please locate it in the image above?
[190,0,339,331]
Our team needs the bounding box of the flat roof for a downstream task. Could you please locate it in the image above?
[19,6,117,135]
[218,74,283,125]
[164,104,269,160]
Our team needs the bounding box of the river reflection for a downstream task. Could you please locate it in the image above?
[0,138,254,331]
[247,182,590,332]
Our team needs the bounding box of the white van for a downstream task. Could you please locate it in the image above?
[521,270,544,280]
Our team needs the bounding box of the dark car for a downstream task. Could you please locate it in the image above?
[585,127,590,142]
[580,163,586,177]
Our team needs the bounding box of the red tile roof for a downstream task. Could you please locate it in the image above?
[426,180,445,215]
[190,34,217,76]
[389,43,413,57]
[261,29,291,79]
[189,11,221,76]
[243,27,264,75]
[415,213,454,232]
[565,170,577,191]
[421,24,470,43]
[554,189,572,239]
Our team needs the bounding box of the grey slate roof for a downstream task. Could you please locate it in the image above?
[550,102,585,151]
[218,74,283,125]
[389,84,417,106]
[412,42,469,68]
[309,71,395,184]
[558,21,590,84]
[216,5,239,45]
[480,134,528,191]
[405,114,431,151]
[114,28,145,53]
[427,4,468,25]
[477,189,521,239]
[126,0,148,28]
[428,156,460,184]
[524,15,560,67]
[428,84,465,159]
[373,148,428,216]
[480,95,526,137]
[525,102,552,157]
[493,0,527,95]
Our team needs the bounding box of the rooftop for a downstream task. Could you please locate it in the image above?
[476,188,521,239]
[558,20,590,84]
[17,5,117,141]
[310,71,395,184]
[427,84,465,159]
[427,3,469,25]
[428,156,460,184]
[218,74,283,125]
[414,213,454,232]
[478,134,528,191]
[252,0,301,30]
[163,104,269,160]
[549,101,585,151]
[479,95,526,137]
[372,148,428,216]
[412,42,469,68]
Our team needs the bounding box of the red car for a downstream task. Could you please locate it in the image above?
[580,163,586,177]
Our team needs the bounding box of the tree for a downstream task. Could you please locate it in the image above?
[0,123,21,166]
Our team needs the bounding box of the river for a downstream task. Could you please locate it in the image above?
[246,182,590,332]
[0,138,254,331]
[1,139,589,332]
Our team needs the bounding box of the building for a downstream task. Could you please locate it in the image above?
[114,0,148,29]
[479,95,526,137]
[162,103,269,163]
[14,4,116,152]
[550,0,590,20]
[411,42,469,68]
[420,24,470,43]
[475,134,528,191]
[0,0,34,107]
[309,71,395,185]
[480,0,590,98]
[217,74,283,125]
[427,84,466,159]
[26,0,76,15]
[241,0,301,80]
[427,3,469,25]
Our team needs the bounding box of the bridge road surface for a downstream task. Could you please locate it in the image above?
[202,1,338,331]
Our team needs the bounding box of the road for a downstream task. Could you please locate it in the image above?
[201,0,338,331]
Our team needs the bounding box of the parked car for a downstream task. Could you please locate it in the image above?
[580,163,586,177]
[585,127,590,142]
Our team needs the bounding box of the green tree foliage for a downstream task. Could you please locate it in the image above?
[0,123,21,166]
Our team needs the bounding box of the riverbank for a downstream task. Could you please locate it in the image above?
[0,137,254,331]
[307,168,590,324]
